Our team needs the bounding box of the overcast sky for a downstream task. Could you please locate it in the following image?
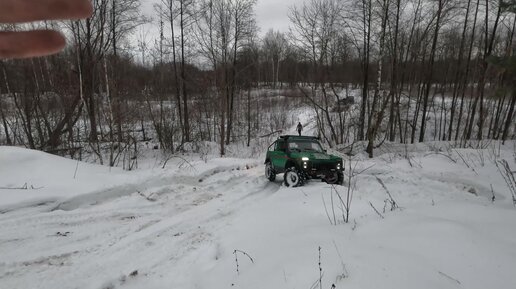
[141,0,299,36]
[255,0,297,34]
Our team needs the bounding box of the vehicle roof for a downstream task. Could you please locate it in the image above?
[279,135,320,141]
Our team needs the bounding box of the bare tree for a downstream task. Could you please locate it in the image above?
[195,0,257,155]
[289,0,345,146]
[263,29,288,89]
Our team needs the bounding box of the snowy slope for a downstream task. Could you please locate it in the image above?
[1,144,516,289]
[0,146,139,212]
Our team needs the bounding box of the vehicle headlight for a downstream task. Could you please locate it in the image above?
[337,162,341,170]
[302,157,309,161]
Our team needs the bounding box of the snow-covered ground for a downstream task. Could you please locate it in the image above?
[1,140,516,289]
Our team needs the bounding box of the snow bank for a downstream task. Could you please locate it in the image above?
[1,144,516,289]
[0,146,139,212]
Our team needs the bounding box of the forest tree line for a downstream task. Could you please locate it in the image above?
[0,0,515,162]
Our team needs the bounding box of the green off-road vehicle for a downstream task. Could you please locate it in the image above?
[265,136,344,187]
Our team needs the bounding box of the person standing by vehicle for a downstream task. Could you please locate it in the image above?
[297,122,303,136]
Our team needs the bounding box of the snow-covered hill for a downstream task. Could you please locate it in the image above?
[1,144,516,289]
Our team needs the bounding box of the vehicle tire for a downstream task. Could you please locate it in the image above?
[337,171,344,186]
[284,167,303,187]
[265,162,276,182]
[325,171,343,185]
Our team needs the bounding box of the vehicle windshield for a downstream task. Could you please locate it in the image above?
[288,140,324,153]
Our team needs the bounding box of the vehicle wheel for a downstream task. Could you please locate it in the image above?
[337,171,344,186]
[325,172,342,185]
[284,167,303,187]
[265,162,276,182]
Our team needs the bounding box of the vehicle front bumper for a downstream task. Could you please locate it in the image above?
[300,161,343,179]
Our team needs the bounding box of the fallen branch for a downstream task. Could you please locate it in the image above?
[0,183,44,190]
[369,202,385,219]
[438,271,461,285]
[162,155,196,171]
[259,130,283,138]
[138,192,157,202]
[233,249,254,275]
[375,177,399,211]
[425,152,457,163]
[454,149,478,175]
[354,164,376,177]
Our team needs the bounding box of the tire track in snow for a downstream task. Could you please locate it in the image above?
[0,164,281,289]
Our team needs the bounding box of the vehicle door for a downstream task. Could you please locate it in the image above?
[269,139,288,172]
